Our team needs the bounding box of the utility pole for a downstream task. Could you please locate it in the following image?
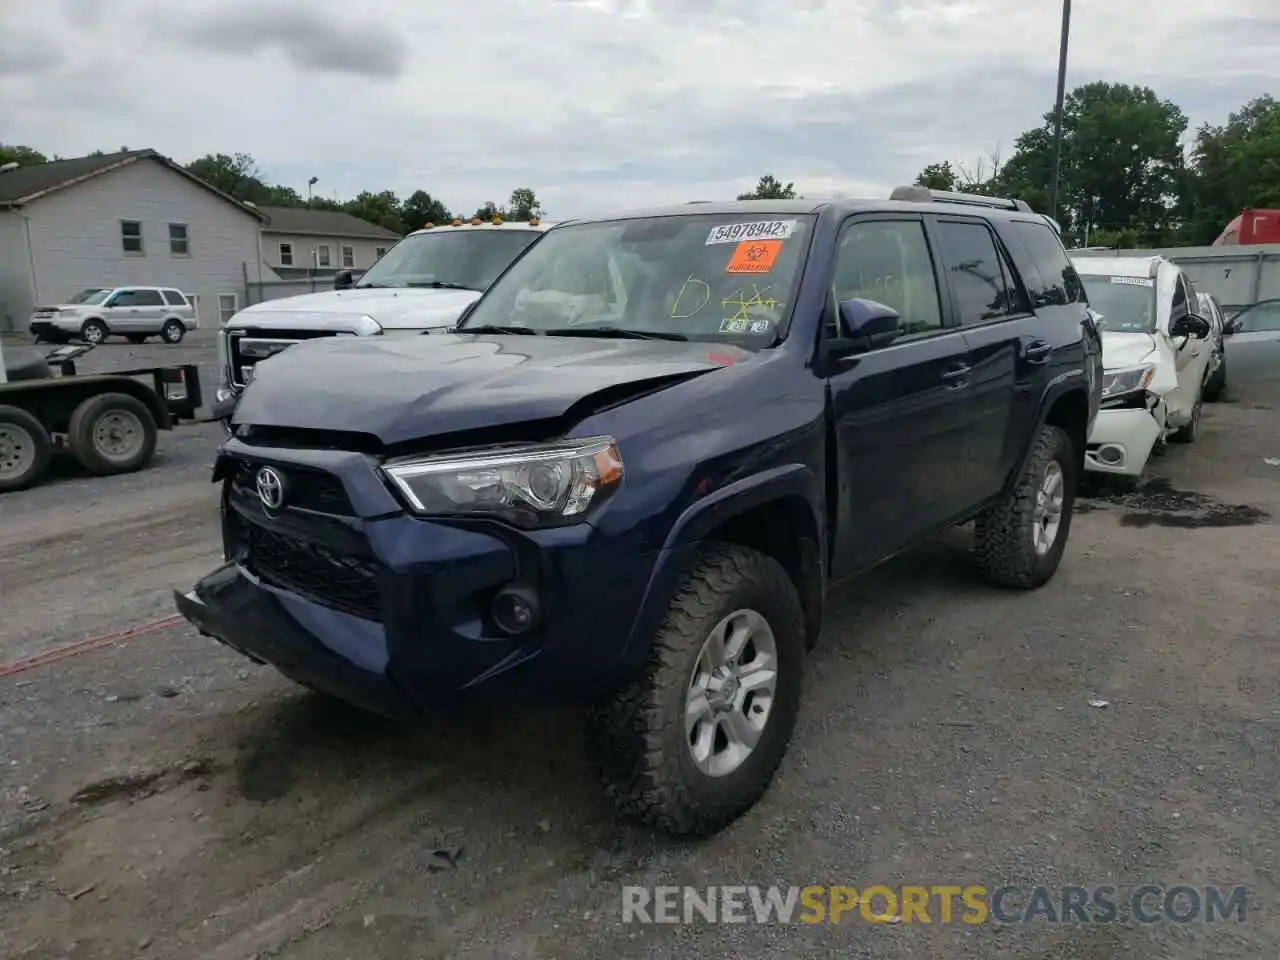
[1049,0,1072,224]
[307,176,318,205]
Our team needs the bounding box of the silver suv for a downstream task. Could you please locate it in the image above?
[30,286,197,344]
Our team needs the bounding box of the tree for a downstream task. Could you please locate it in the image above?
[184,153,274,204]
[507,187,541,220]
[0,144,48,167]
[472,201,503,220]
[1181,95,1280,245]
[912,82,1187,245]
[402,189,452,228]
[737,174,796,200]
[915,162,958,191]
[345,190,406,234]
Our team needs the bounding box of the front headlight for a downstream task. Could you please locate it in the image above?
[382,436,624,527]
[1101,364,1155,399]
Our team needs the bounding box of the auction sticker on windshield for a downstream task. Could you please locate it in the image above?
[726,240,781,274]
[706,220,796,245]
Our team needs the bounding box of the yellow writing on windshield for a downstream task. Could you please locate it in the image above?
[722,284,780,322]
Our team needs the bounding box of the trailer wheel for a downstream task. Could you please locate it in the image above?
[67,393,158,476]
[0,405,53,492]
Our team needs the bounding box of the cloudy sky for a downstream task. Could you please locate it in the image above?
[2,0,1276,218]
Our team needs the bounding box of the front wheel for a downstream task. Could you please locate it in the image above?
[80,319,108,344]
[1170,396,1202,443]
[587,544,805,838]
[974,423,1077,589]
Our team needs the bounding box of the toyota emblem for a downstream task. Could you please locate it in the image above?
[255,466,286,510]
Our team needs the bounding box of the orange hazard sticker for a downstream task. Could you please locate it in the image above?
[726,240,781,273]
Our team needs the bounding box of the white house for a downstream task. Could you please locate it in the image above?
[0,149,269,331]
[258,206,401,280]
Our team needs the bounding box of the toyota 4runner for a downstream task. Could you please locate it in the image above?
[176,187,1102,838]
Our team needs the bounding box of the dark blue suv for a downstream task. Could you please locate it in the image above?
[176,187,1102,838]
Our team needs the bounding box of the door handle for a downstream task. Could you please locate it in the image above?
[1025,340,1051,362]
[941,364,971,388]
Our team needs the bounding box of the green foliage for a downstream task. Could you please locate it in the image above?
[738,174,796,200]
[914,82,1278,248]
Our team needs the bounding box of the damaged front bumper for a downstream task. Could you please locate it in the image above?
[1084,397,1165,477]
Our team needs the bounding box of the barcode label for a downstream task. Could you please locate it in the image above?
[706,220,796,245]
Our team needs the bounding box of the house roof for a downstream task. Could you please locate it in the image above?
[256,205,402,240]
[0,149,268,220]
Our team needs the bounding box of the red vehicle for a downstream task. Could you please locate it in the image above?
[1213,209,1280,246]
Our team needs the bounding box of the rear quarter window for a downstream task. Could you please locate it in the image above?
[162,289,188,306]
[1010,221,1083,307]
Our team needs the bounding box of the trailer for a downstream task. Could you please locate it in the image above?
[0,340,202,493]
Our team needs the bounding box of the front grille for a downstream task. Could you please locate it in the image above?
[230,460,354,515]
[244,523,382,621]
[229,328,347,386]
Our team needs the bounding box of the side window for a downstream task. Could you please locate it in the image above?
[934,220,1021,326]
[110,289,137,306]
[831,219,943,337]
[131,289,165,306]
[162,289,187,306]
[1010,221,1083,306]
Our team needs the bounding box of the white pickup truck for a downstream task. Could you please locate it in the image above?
[212,217,555,419]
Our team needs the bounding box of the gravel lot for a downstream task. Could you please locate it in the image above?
[1,342,1277,959]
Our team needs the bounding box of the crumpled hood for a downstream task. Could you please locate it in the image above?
[1101,331,1157,369]
[226,287,479,332]
[232,333,748,445]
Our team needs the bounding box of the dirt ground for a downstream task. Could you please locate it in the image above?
[1,336,1278,959]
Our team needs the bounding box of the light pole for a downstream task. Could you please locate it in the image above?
[1048,0,1072,225]
[307,176,318,204]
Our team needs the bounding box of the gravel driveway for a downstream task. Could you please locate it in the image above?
[0,363,1277,959]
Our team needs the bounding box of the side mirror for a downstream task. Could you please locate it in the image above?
[1172,314,1211,340]
[333,269,354,290]
[832,298,901,354]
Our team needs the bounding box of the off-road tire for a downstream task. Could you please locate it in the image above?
[80,319,109,344]
[587,543,805,838]
[1170,397,1201,443]
[974,423,1076,589]
[161,319,186,344]
[67,393,157,475]
[0,405,53,492]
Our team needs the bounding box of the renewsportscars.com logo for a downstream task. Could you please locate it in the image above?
[622,885,1248,925]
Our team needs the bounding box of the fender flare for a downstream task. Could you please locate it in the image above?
[1009,371,1090,489]
[620,464,821,666]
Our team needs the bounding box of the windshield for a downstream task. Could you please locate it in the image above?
[67,288,109,305]
[1079,275,1155,333]
[1232,300,1280,332]
[355,229,541,292]
[458,213,815,345]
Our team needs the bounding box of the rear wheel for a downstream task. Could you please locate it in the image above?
[67,393,158,475]
[80,319,108,344]
[161,319,186,344]
[0,405,53,492]
[587,544,805,838]
[974,424,1077,589]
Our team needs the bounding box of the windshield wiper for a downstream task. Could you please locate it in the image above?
[542,326,688,342]
[460,324,543,336]
[405,280,482,292]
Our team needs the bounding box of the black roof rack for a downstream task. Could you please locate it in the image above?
[890,185,1034,213]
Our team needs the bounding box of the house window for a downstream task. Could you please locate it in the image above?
[187,293,201,322]
[121,220,143,255]
[218,293,238,324]
[316,244,331,268]
[168,223,189,256]
[375,247,387,260]
[342,245,355,268]
[279,242,293,266]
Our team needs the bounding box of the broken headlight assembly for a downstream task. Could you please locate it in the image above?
[1100,364,1157,408]
[381,436,624,528]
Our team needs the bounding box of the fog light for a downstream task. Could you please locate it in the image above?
[1097,444,1124,465]
[491,585,541,636]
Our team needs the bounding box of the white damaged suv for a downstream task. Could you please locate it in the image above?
[1071,255,1214,482]
[213,217,555,418]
